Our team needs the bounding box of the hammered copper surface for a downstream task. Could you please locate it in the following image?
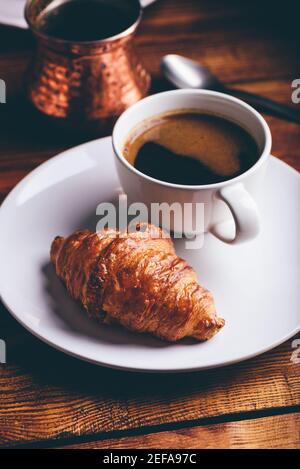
[25,0,150,135]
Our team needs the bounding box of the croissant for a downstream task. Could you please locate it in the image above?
[50,224,224,342]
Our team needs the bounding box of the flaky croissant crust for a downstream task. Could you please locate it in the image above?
[51,224,224,342]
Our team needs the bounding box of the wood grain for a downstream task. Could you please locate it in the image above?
[0,302,299,447]
[0,0,299,449]
[58,413,300,449]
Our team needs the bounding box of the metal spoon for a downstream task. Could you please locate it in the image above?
[161,54,300,124]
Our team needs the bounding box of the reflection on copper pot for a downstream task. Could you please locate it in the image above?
[25,0,150,135]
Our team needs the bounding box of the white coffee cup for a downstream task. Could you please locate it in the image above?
[112,89,272,244]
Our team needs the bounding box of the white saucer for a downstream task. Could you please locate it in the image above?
[0,0,159,29]
[0,137,299,372]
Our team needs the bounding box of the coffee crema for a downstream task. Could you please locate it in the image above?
[123,112,259,186]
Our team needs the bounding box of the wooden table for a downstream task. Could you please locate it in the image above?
[0,0,299,449]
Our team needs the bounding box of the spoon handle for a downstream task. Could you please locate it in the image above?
[226,88,300,124]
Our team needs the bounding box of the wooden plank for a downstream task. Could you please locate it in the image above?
[129,0,299,83]
[58,413,300,449]
[0,301,299,447]
[137,33,300,85]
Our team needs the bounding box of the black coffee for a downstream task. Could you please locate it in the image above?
[36,0,139,42]
[123,112,259,185]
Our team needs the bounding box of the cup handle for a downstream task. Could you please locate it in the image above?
[211,182,260,244]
